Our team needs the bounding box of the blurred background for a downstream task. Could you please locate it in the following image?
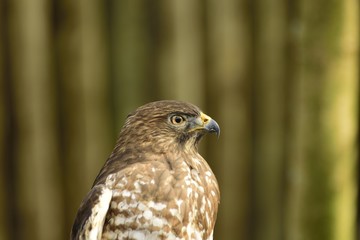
[0,0,359,239]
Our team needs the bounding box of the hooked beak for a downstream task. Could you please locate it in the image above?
[191,112,220,137]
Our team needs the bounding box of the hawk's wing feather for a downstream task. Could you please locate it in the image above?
[71,185,112,240]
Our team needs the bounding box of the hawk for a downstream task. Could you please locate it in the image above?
[71,100,220,240]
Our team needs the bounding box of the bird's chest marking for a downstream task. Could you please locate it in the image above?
[178,159,217,239]
[102,158,217,239]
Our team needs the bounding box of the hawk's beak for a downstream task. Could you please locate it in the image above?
[198,112,220,137]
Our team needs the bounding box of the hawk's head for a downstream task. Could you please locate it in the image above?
[117,100,220,153]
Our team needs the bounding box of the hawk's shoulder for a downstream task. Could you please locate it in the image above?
[70,185,112,240]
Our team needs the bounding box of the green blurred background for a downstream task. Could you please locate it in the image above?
[0,0,359,239]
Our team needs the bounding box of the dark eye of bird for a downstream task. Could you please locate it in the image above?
[170,115,185,125]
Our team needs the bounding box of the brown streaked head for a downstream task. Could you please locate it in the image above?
[117,100,220,151]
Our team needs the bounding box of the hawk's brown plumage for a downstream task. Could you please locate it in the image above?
[71,100,220,240]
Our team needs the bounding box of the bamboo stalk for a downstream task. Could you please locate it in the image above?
[252,0,287,239]
[8,0,64,239]
[285,0,359,239]
[206,0,253,238]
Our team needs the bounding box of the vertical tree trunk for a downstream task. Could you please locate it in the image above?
[285,0,359,239]
[206,1,253,239]
[55,1,113,235]
[0,1,9,239]
[110,1,155,125]
[55,1,86,234]
[8,1,64,239]
[78,0,113,202]
[252,0,287,239]
[156,0,205,105]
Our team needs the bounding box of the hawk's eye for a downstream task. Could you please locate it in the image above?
[170,115,185,125]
